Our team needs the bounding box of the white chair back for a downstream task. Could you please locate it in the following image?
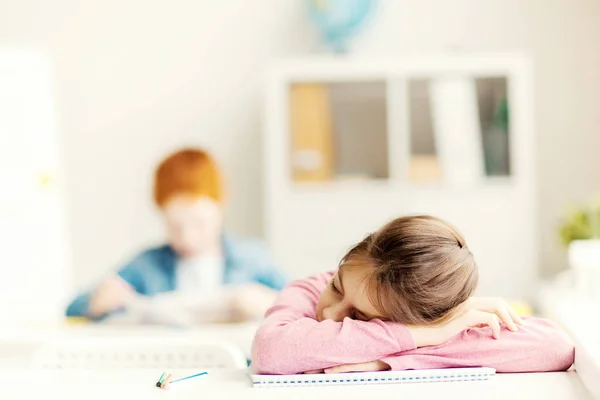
[31,337,247,369]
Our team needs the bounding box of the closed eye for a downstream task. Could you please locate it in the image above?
[330,278,342,295]
[353,311,370,321]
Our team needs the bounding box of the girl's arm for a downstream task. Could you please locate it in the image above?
[251,272,418,375]
[380,317,574,373]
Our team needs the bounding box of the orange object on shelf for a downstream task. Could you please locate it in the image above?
[289,83,334,182]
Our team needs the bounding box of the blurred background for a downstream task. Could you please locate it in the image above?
[2,0,600,345]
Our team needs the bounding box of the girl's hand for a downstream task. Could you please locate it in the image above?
[323,360,390,374]
[459,297,524,332]
[303,360,390,374]
[408,296,523,347]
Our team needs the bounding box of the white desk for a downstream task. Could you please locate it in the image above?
[539,282,600,398]
[0,368,592,400]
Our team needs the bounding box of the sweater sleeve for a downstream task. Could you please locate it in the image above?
[380,317,574,373]
[65,254,149,320]
[251,272,416,375]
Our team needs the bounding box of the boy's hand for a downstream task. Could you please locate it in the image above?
[229,283,277,321]
[88,275,135,317]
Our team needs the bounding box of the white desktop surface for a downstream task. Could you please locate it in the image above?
[0,368,591,400]
[539,281,600,398]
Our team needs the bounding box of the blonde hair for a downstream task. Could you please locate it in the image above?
[153,148,223,207]
[341,215,478,325]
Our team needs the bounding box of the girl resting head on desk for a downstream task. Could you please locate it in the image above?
[251,215,574,375]
[66,147,287,325]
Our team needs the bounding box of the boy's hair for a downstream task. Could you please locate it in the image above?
[153,148,223,207]
[341,215,478,325]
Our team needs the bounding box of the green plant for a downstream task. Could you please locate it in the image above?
[559,197,600,245]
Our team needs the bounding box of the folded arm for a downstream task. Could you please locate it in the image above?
[380,317,574,373]
[251,273,416,375]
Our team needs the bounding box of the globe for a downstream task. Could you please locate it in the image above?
[307,0,377,53]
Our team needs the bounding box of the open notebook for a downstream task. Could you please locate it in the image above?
[250,367,495,388]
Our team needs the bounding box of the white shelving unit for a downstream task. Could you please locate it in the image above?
[264,53,536,301]
[0,48,70,327]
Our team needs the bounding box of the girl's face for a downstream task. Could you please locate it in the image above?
[315,266,384,323]
[162,195,222,259]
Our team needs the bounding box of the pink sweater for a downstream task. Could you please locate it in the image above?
[251,272,574,375]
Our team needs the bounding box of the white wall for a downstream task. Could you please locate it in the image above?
[349,0,600,277]
[1,0,599,290]
[0,1,318,288]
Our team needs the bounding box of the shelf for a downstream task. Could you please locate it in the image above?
[286,75,511,186]
[290,176,515,193]
[265,54,536,300]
